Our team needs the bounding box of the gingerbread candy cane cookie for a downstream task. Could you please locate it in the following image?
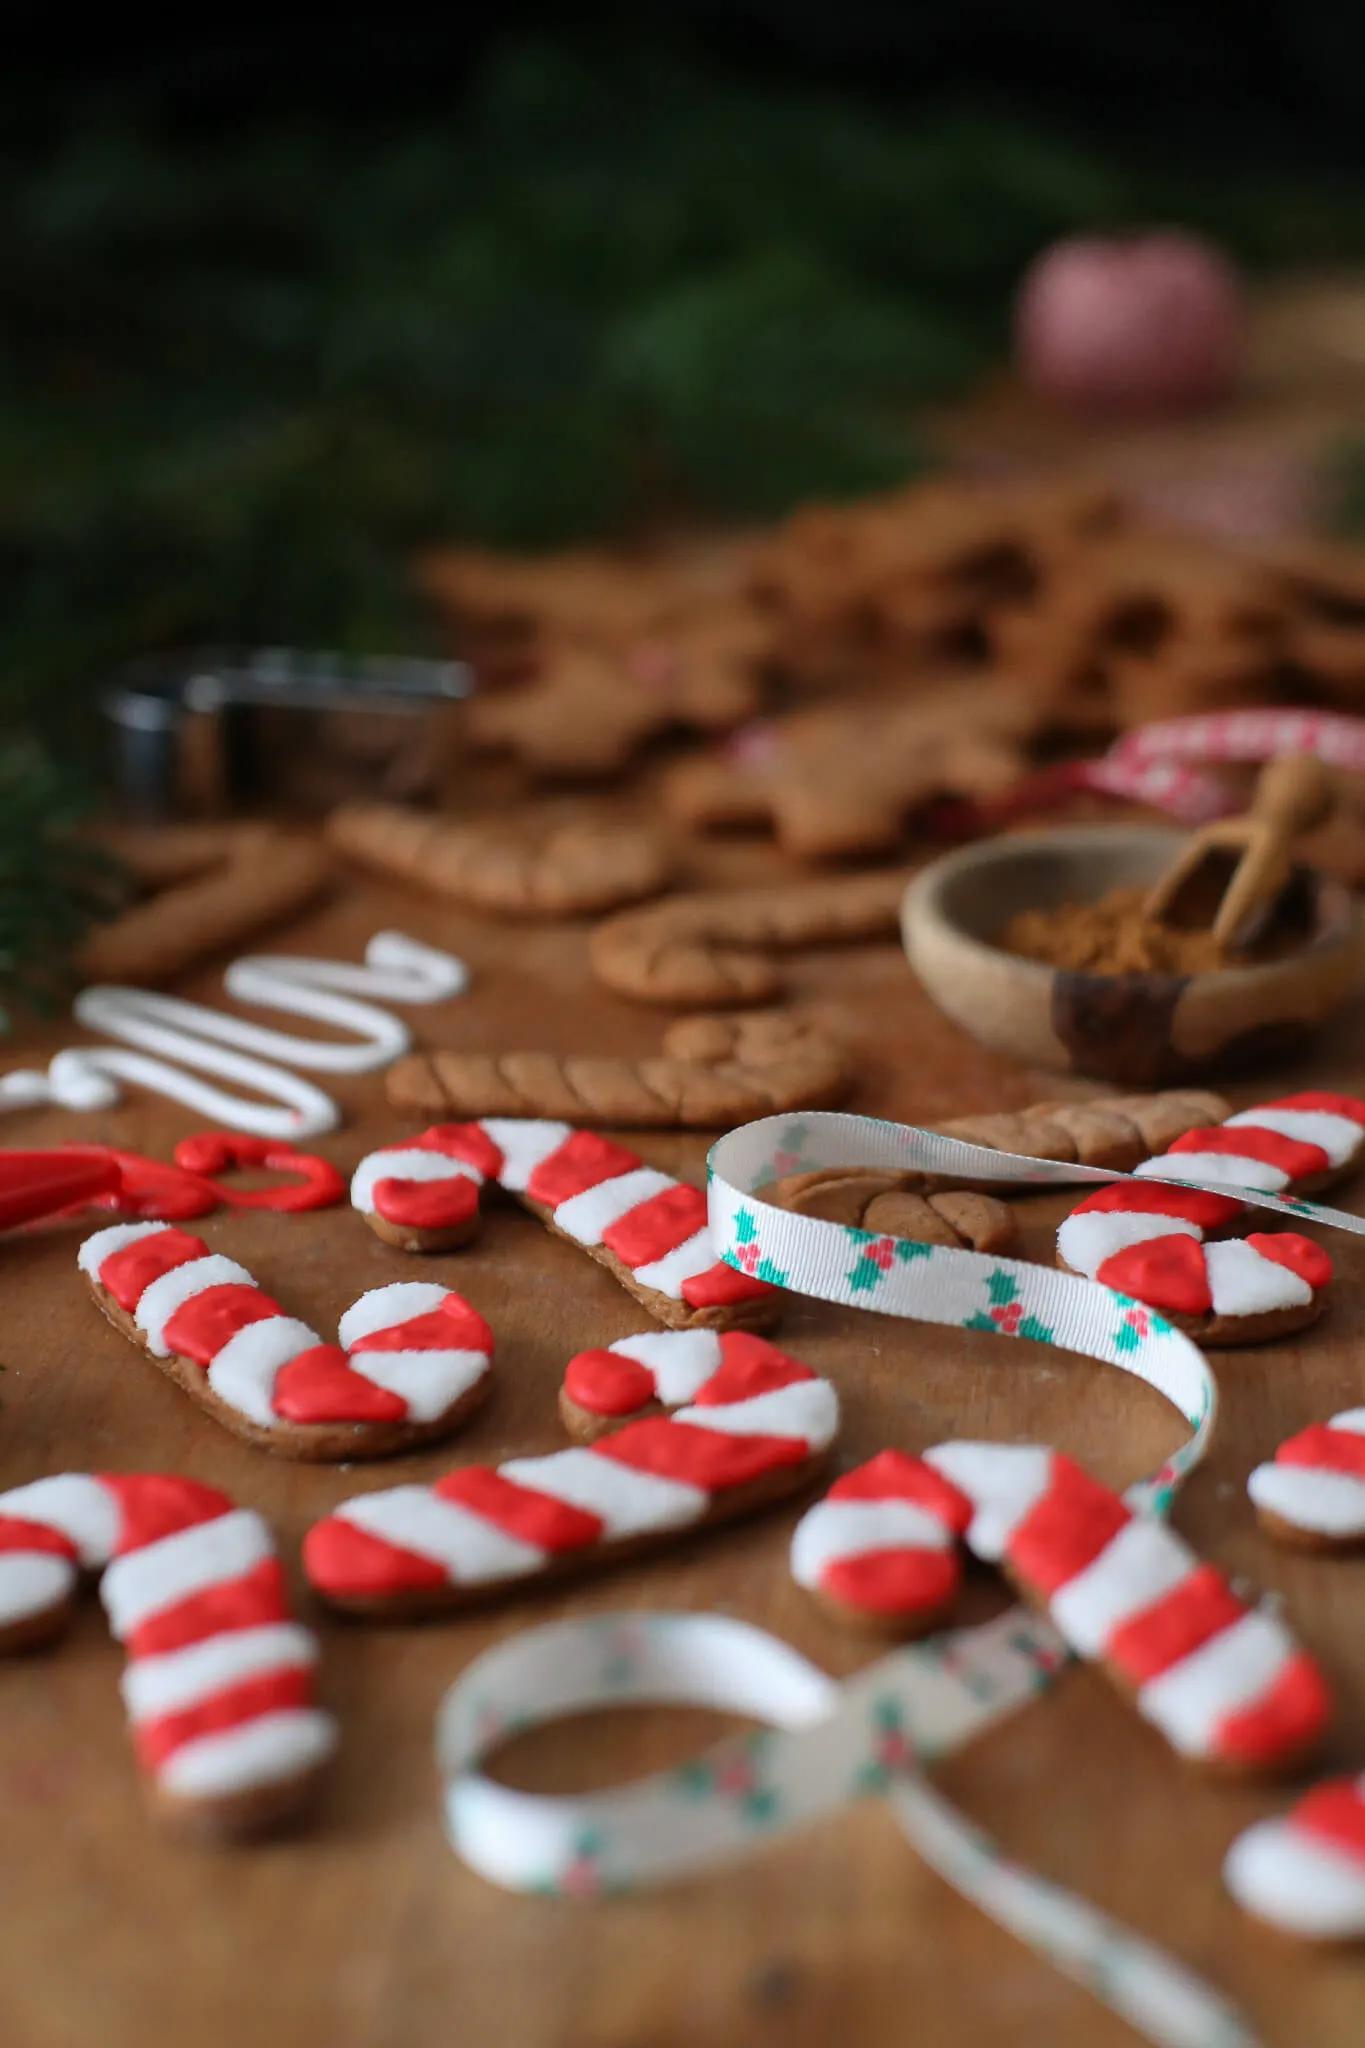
[1057,1089,1364,1342]
[80,1222,494,1459]
[304,1337,838,1615]
[0,1471,335,1838]
[351,1121,778,1332]
[1248,1408,1365,1549]
[923,1443,1329,1776]
[1225,1774,1365,1941]
[789,1451,973,1636]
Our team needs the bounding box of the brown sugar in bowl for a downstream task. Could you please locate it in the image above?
[900,825,1365,1085]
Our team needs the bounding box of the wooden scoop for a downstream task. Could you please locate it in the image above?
[1145,754,1333,951]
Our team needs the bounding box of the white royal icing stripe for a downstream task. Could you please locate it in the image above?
[1137,1609,1299,1757]
[677,1381,838,1451]
[101,1509,274,1640]
[478,1119,571,1193]
[1225,1107,1360,1166]
[551,1169,675,1246]
[1247,1465,1365,1538]
[121,1622,318,1721]
[337,1487,545,1581]
[1206,1238,1311,1318]
[1136,1152,1290,1193]
[350,1148,482,1214]
[206,1316,320,1425]
[1331,1407,1365,1437]
[134,1255,255,1355]
[631,1229,718,1297]
[78,1220,169,1281]
[1048,1518,1192,1657]
[791,1498,955,1590]
[337,1282,462,1348]
[609,1330,723,1406]
[924,1444,1055,1562]
[157,1708,337,1797]
[0,1553,78,1626]
[501,1449,705,1537]
[346,1347,488,1420]
[0,1474,121,1565]
[1058,1208,1204,1278]
[1225,1818,1365,1939]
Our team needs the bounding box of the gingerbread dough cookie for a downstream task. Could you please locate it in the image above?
[1225,1775,1365,1942]
[326,802,674,918]
[304,1336,838,1616]
[80,824,330,985]
[762,1171,1015,1255]
[590,872,906,1007]
[80,1221,495,1459]
[0,1470,336,1839]
[664,683,1036,860]
[1248,1408,1365,1550]
[789,1449,973,1637]
[386,1013,853,1126]
[350,1121,779,1332]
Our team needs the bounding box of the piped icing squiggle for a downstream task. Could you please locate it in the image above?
[0,932,468,1137]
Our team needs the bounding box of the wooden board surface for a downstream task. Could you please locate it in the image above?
[2,814,1363,2048]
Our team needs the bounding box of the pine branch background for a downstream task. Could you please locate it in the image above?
[7,35,1365,743]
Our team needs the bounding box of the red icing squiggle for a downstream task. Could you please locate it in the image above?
[172,1133,346,1212]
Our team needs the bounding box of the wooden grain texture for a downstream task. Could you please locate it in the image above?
[1,812,1363,2048]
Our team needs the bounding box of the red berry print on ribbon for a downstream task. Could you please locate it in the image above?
[855,1697,916,1791]
[845,1226,933,1294]
[963,1269,1054,1344]
[724,1208,789,1288]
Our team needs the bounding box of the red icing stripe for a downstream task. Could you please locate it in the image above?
[300,1518,449,1599]
[824,1546,961,1618]
[1006,1457,1131,1597]
[436,1467,601,1552]
[126,1558,292,1657]
[828,1450,974,1533]
[1166,1124,1328,1180]
[1106,1564,1243,1685]
[97,1475,234,1555]
[412,1122,504,1179]
[690,1333,812,1406]
[1275,1422,1365,1479]
[1096,1233,1212,1316]
[1070,1183,1244,1228]
[595,1416,809,1491]
[271,1345,408,1425]
[602,1183,707,1268]
[562,1348,654,1418]
[134,1666,315,1771]
[1295,1780,1365,1861]
[373,1172,482,1233]
[162,1285,284,1368]
[99,1228,207,1311]
[0,1513,78,1560]
[526,1131,641,1208]
[1246,1232,1333,1289]
[1213,1652,1331,1767]
[682,1263,776,1309]
[349,1298,493,1358]
[1269,1091,1365,1128]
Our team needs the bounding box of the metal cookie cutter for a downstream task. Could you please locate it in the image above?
[104,647,474,819]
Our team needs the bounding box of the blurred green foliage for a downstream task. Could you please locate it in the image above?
[7,38,1365,735]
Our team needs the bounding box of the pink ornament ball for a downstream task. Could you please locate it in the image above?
[1015,231,1245,414]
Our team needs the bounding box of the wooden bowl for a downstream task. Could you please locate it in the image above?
[901,824,1365,1085]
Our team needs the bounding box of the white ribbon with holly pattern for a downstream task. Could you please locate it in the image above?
[438,1115,1285,2047]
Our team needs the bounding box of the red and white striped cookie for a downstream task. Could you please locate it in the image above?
[0,1471,335,1838]
[1225,1774,1365,1942]
[1056,1089,1363,1341]
[558,1328,800,1437]
[789,1450,974,1636]
[80,1221,494,1460]
[1248,1408,1365,1550]
[303,1339,839,1614]
[923,1442,1330,1775]
[351,1119,779,1332]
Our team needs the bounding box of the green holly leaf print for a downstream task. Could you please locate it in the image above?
[894,1239,934,1262]
[743,1789,779,1825]
[854,1759,889,1794]
[846,1255,883,1294]
[755,1257,788,1286]
[962,1311,998,1333]
[873,1696,902,1733]
[1017,1314,1055,1344]
[845,1226,877,1246]
[985,1269,1017,1306]
[735,1208,759,1245]
[671,1760,715,1798]
[1112,1323,1141,1354]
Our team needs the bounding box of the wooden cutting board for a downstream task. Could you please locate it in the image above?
[1,815,1362,2048]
